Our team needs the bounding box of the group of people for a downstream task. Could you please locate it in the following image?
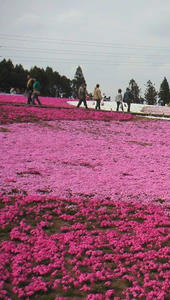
[77,83,134,113]
[115,88,134,112]
[77,83,103,110]
[25,75,41,106]
[25,75,133,112]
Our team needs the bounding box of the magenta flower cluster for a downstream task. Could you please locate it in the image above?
[0,95,170,299]
[0,94,133,124]
[0,118,170,207]
[0,195,169,299]
[0,94,73,108]
[0,104,133,124]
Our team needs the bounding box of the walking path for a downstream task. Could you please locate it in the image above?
[68,100,170,120]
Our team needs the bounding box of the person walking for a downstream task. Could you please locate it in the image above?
[93,84,102,110]
[77,83,88,109]
[123,88,133,112]
[26,75,34,105]
[115,89,124,112]
[32,78,41,105]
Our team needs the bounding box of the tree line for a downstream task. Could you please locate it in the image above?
[0,59,72,97]
[74,66,170,106]
[0,59,170,105]
[129,78,170,106]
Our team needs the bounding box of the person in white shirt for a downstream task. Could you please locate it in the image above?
[115,89,124,112]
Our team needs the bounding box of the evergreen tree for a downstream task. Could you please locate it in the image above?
[12,64,27,92]
[0,58,72,97]
[72,66,86,98]
[45,67,72,97]
[144,80,157,105]
[60,75,72,98]
[45,66,58,96]
[129,79,140,103]
[53,71,62,97]
[159,77,170,106]
[0,59,14,92]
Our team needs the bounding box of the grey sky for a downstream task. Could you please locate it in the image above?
[1,0,170,97]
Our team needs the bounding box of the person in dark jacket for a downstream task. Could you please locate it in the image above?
[123,88,133,112]
[77,83,88,109]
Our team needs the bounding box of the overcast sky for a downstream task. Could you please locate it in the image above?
[1,0,170,97]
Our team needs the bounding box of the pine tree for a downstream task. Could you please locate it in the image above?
[72,66,86,98]
[0,59,14,92]
[159,77,170,106]
[13,64,27,92]
[45,66,59,96]
[129,79,140,103]
[144,80,157,105]
[0,58,72,96]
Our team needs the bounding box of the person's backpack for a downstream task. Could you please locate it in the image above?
[123,92,129,103]
[123,91,133,103]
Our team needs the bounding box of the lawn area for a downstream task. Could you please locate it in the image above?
[0,96,170,299]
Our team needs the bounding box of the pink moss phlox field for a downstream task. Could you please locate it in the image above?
[0,105,133,124]
[0,195,169,299]
[0,94,73,108]
[0,94,134,124]
[0,119,170,207]
[0,95,170,299]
